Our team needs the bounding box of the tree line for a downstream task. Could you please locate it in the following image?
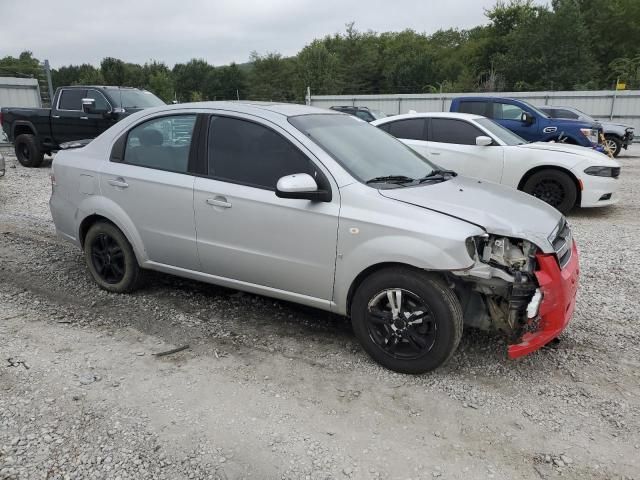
[1,0,639,104]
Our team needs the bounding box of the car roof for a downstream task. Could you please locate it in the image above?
[132,101,341,119]
[373,112,485,123]
[59,85,146,90]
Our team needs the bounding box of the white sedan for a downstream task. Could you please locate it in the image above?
[372,112,621,213]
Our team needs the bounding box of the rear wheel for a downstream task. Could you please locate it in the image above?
[351,268,463,374]
[14,134,44,168]
[603,135,622,157]
[84,222,144,293]
[522,169,577,214]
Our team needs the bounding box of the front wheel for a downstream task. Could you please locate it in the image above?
[522,169,577,214]
[84,222,144,293]
[14,134,44,168]
[603,135,622,157]
[351,268,463,374]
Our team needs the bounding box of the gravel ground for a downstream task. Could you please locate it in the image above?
[0,145,639,480]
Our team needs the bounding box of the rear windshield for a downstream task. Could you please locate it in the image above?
[105,89,165,109]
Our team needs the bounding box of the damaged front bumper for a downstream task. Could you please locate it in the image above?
[508,241,579,358]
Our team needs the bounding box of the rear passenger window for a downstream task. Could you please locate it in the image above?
[123,115,196,173]
[429,118,484,145]
[458,101,489,117]
[208,116,314,190]
[58,89,87,111]
[386,119,426,141]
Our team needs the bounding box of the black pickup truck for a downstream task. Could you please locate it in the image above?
[0,85,165,167]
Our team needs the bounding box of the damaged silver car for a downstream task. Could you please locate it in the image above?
[50,103,579,373]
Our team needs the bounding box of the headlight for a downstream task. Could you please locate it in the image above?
[584,166,620,177]
[579,127,599,141]
[465,237,477,259]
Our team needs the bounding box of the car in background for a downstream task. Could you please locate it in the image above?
[1,85,166,167]
[329,106,387,122]
[450,97,603,148]
[372,112,620,214]
[540,105,634,157]
[50,102,578,373]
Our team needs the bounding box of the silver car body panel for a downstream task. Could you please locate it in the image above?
[50,101,563,316]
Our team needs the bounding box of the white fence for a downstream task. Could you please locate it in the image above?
[309,90,640,140]
[0,77,42,144]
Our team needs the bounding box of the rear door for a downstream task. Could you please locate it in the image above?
[99,113,200,270]
[193,113,339,302]
[425,118,504,182]
[379,118,428,155]
[52,88,95,143]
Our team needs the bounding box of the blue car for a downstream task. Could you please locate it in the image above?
[450,96,602,148]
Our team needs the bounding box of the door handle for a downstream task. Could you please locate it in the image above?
[206,197,232,208]
[108,178,129,188]
[429,152,441,155]
[52,115,60,119]
[80,116,89,120]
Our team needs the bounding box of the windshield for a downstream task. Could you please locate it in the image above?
[289,114,438,186]
[106,89,166,109]
[476,118,528,146]
[369,109,387,120]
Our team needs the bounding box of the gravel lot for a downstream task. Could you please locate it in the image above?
[1,145,639,480]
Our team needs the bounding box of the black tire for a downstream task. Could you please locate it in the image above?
[603,135,622,157]
[84,221,144,293]
[14,134,44,168]
[351,268,463,374]
[522,169,577,214]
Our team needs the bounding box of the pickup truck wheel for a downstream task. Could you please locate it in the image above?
[84,222,144,293]
[14,134,44,168]
[522,170,577,214]
[603,135,622,157]
[351,268,463,374]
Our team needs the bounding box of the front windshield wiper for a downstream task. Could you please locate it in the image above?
[418,169,457,183]
[366,175,415,185]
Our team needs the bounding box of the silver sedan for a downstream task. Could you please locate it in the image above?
[49,102,578,373]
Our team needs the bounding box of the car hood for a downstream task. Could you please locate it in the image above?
[515,141,608,162]
[379,176,561,252]
[548,118,599,129]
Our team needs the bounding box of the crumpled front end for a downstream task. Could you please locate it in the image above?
[508,240,579,358]
[451,218,579,358]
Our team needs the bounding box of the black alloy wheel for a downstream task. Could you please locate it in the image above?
[530,178,565,208]
[90,233,126,284]
[366,288,437,360]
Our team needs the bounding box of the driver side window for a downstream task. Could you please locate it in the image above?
[494,103,526,121]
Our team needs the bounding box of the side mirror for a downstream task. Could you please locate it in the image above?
[475,135,493,146]
[520,112,534,125]
[82,98,96,113]
[275,173,331,202]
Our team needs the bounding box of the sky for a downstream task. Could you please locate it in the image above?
[0,0,548,68]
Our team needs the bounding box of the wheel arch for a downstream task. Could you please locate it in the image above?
[345,262,447,317]
[517,165,581,207]
[13,121,37,139]
[76,199,148,265]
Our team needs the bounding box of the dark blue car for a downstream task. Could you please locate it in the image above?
[450,96,602,148]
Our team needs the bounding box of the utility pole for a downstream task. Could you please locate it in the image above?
[306,86,311,106]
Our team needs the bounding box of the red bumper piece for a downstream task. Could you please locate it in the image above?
[508,241,579,359]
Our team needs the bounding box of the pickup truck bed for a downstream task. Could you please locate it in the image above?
[1,85,165,167]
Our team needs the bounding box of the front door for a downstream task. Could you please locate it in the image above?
[99,114,200,270]
[193,114,339,301]
[493,102,539,142]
